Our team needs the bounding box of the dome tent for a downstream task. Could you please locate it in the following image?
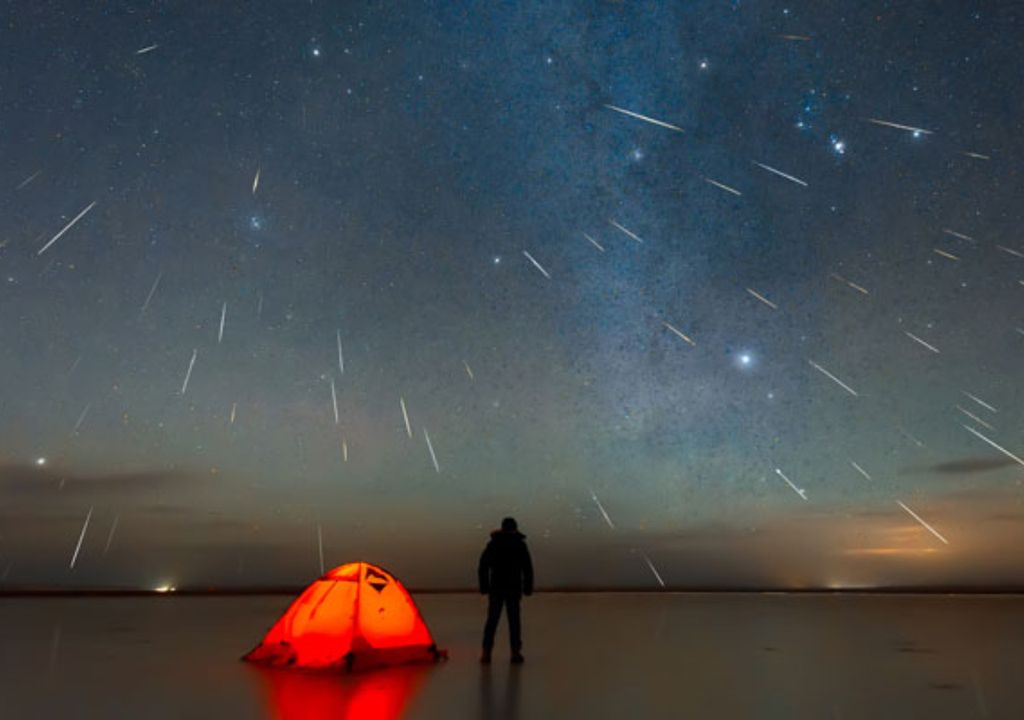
[244,562,445,672]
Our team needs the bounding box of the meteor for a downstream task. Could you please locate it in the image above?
[746,288,778,310]
[70,507,94,569]
[808,360,858,397]
[522,250,551,279]
[37,201,97,255]
[752,161,808,187]
[603,104,684,133]
[608,219,645,244]
[896,500,949,545]
[864,117,933,135]
[774,468,808,500]
[704,177,742,196]
[662,321,696,347]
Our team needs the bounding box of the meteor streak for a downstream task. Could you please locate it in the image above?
[608,220,644,244]
[746,288,778,310]
[218,302,227,343]
[400,397,412,437]
[522,250,551,279]
[662,321,696,347]
[37,201,97,255]
[829,273,869,295]
[102,514,119,555]
[774,468,808,500]
[864,117,933,135]
[70,507,93,569]
[704,177,742,196]
[583,233,605,252]
[962,425,1024,468]
[180,349,197,395]
[140,270,162,316]
[956,405,995,431]
[962,391,997,413]
[72,403,91,435]
[590,490,616,529]
[942,228,974,243]
[849,460,872,481]
[904,331,940,354]
[330,377,339,425]
[808,360,858,397]
[603,104,684,133]
[896,500,949,545]
[752,161,808,186]
[642,554,666,587]
[424,428,440,473]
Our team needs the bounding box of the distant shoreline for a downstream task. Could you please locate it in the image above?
[3,586,1024,597]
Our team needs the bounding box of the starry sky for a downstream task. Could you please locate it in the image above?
[1,1,1023,590]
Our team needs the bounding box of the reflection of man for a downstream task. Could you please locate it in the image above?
[478,517,534,664]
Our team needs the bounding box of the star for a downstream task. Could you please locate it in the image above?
[35,457,47,467]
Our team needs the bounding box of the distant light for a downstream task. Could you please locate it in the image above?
[35,457,47,467]
[912,129,922,139]
[631,147,644,161]
[699,59,709,70]
[154,584,176,593]
[831,138,847,155]
[740,353,752,366]
[312,47,321,57]
[493,256,501,265]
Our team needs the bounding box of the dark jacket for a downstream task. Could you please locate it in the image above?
[478,529,534,596]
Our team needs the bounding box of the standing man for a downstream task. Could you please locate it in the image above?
[478,516,533,664]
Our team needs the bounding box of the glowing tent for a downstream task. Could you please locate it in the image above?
[244,562,444,672]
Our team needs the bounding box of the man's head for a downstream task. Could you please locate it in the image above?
[501,516,518,532]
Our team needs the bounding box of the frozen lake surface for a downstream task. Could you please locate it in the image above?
[1,593,1020,718]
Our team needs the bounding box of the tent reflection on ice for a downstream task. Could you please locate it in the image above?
[243,562,446,671]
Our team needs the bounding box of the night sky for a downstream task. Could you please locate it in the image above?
[1,1,1023,590]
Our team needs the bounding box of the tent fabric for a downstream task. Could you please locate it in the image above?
[244,562,442,671]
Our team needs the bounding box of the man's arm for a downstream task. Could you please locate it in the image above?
[477,545,491,594]
[522,545,534,596]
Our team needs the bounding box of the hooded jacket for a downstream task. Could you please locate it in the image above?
[478,529,534,596]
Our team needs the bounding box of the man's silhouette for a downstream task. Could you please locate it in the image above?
[478,516,533,664]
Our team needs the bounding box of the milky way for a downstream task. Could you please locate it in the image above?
[0,2,1022,589]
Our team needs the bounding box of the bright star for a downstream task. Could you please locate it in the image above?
[493,256,501,265]
[699,59,709,70]
[35,457,47,467]
[830,136,846,155]
[312,47,321,57]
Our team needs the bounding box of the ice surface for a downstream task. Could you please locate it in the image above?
[1,593,1021,718]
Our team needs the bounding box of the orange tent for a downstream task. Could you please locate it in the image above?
[244,562,444,672]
